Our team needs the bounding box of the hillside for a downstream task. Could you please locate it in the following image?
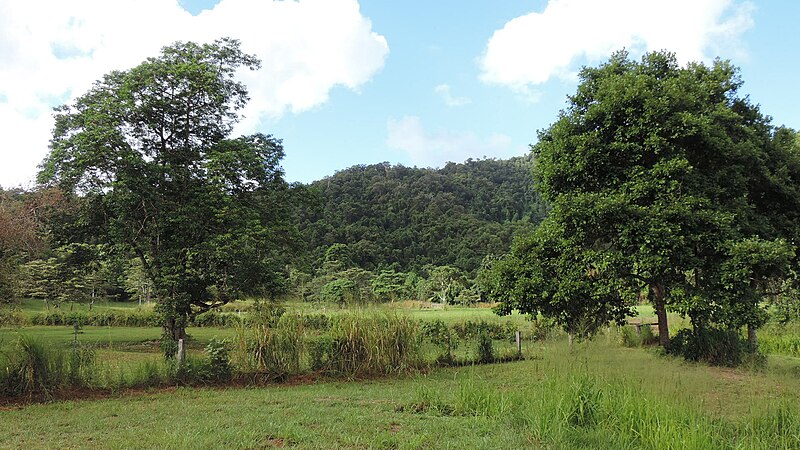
[300,156,547,274]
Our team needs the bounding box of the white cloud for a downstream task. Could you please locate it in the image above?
[0,0,388,188]
[386,116,523,167]
[480,0,754,91]
[434,84,471,107]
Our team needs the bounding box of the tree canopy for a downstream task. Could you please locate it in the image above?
[299,157,547,276]
[489,51,800,345]
[38,38,303,347]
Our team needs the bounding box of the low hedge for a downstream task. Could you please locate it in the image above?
[29,310,161,327]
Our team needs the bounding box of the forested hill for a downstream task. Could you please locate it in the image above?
[299,156,548,275]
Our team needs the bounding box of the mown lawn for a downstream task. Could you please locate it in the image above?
[2,339,799,449]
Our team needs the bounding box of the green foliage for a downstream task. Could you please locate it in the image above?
[490,50,800,345]
[567,377,601,428]
[0,308,26,326]
[473,332,495,364]
[315,313,425,377]
[29,310,160,327]
[204,338,231,382]
[619,326,641,348]
[300,158,545,277]
[666,327,764,367]
[38,38,305,351]
[0,336,97,400]
[420,265,467,305]
[371,269,408,302]
[233,313,305,381]
[421,319,460,364]
[620,325,658,348]
[758,321,800,357]
[320,278,357,306]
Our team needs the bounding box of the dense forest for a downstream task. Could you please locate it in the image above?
[299,156,547,275]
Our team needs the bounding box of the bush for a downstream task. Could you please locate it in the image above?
[474,332,495,364]
[451,320,518,341]
[205,338,231,382]
[620,326,641,347]
[29,310,160,327]
[667,327,762,367]
[301,313,330,330]
[421,319,460,365]
[0,309,27,326]
[193,310,243,328]
[640,324,658,345]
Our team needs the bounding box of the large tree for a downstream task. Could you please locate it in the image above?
[491,51,797,346]
[39,38,302,350]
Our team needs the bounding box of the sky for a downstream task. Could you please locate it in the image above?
[0,0,798,188]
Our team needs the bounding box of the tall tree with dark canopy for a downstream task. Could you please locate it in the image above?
[490,51,798,346]
[38,38,302,353]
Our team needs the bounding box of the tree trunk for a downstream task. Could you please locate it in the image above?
[651,282,670,347]
[164,316,187,344]
[747,324,758,351]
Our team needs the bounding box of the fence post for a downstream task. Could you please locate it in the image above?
[177,338,185,364]
[515,330,522,355]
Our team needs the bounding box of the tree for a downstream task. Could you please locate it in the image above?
[371,269,408,302]
[38,38,302,353]
[491,51,797,346]
[0,187,60,302]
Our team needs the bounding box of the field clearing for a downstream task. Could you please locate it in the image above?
[2,339,799,449]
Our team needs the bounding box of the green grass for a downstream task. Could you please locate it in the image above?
[0,326,236,351]
[12,298,152,318]
[2,338,799,448]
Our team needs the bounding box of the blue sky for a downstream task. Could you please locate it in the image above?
[0,0,798,187]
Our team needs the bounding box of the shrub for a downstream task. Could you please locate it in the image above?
[474,332,495,364]
[301,313,330,331]
[29,310,160,327]
[640,324,658,345]
[620,326,641,347]
[173,357,214,385]
[0,309,27,326]
[205,338,231,382]
[421,319,460,365]
[194,310,243,328]
[667,327,761,367]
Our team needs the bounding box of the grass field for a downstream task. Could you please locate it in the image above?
[11,298,151,317]
[1,338,799,449]
[3,299,800,448]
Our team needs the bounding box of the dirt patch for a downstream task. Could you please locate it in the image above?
[263,437,285,448]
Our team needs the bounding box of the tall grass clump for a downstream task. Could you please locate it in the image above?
[311,312,425,377]
[473,332,495,364]
[233,313,305,380]
[758,321,800,357]
[0,336,97,400]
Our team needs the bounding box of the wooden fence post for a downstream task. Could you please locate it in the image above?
[516,331,522,355]
[177,338,185,364]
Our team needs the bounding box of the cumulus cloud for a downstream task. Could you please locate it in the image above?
[480,0,754,91]
[434,84,471,107]
[0,0,388,187]
[386,116,522,167]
